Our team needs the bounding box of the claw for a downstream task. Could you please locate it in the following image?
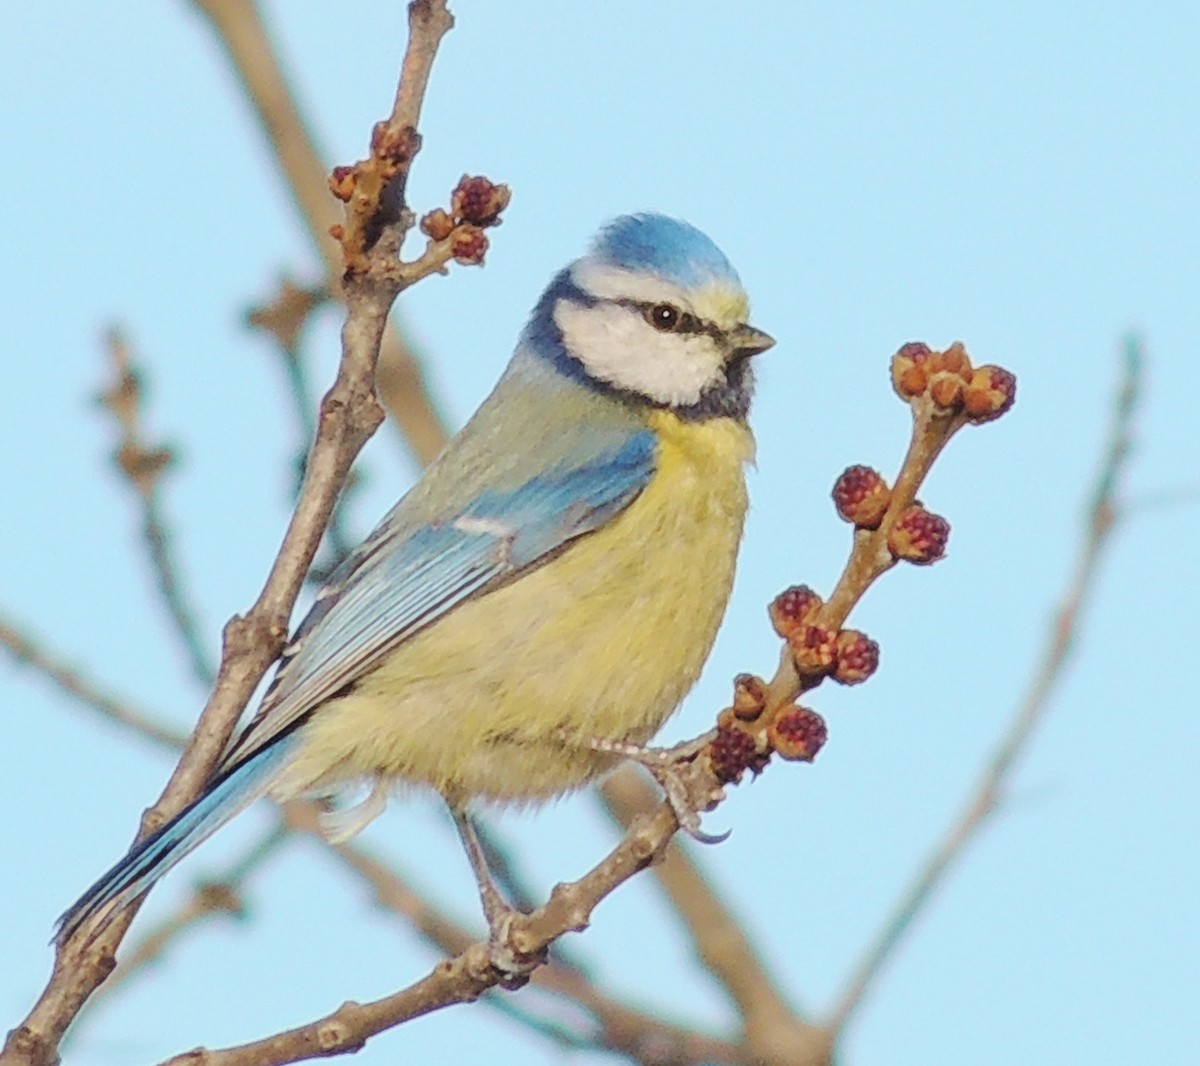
[579,733,729,845]
[484,911,543,987]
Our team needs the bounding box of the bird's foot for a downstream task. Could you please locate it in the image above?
[482,906,545,987]
[449,804,544,984]
[587,732,729,844]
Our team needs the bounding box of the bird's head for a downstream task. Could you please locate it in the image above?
[528,214,774,420]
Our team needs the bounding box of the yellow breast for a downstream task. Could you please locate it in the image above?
[277,413,755,806]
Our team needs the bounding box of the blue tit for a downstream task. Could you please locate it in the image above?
[58,213,774,943]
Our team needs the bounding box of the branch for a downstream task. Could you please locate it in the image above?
[600,770,827,1064]
[284,804,747,1065]
[1,8,464,1065]
[0,613,187,753]
[190,0,451,466]
[826,338,1141,1036]
[99,328,216,686]
[246,278,362,571]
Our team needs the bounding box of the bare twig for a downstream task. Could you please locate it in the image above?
[190,0,451,467]
[826,338,1142,1037]
[1,9,461,1065]
[99,329,216,687]
[284,804,746,1065]
[247,277,361,569]
[601,770,828,1065]
[0,614,187,753]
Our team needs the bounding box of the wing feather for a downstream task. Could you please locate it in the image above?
[221,432,655,770]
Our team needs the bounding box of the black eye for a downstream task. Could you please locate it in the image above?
[646,303,681,331]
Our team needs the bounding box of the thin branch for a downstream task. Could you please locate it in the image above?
[600,770,827,1064]
[826,338,1142,1037]
[284,804,746,1065]
[99,328,216,687]
[0,614,188,753]
[247,277,360,570]
[1,9,460,1066]
[190,0,451,467]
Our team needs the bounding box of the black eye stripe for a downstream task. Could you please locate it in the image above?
[611,299,726,342]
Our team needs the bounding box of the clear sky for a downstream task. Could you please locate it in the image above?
[2,3,1197,1064]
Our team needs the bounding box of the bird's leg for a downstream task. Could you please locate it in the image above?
[448,804,541,979]
[584,731,729,845]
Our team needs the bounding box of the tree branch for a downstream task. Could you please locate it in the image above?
[600,770,828,1065]
[99,328,216,686]
[1,8,462,1065]
[826,338,1141,1037]
[0,614,187,753]
[190,0,451,466]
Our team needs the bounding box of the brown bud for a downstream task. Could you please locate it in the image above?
[833,630,880,685]
[769,585,823,639]
[420,208,456,241]
[891,341,934,399]
[832,465,892,529]
[731,674,768,721]
[963,365,1017,423]
[328,165,357,203]
[452,175,512,226]
[709,724,769,784]
[371,122,421,166]
[929,372,965,410]
[789,623,839,675]
[767,706,828,762]
[888,504,950,564]
[451,226,489,265]
[941,341,973,379]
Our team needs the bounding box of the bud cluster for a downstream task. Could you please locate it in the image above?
[419,175,513,265]
[891,341,1016,423]
[768,586,880,686]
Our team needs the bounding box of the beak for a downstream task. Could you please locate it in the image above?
[728,324,776,357]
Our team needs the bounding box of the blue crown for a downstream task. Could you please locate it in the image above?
[590,214,742,291]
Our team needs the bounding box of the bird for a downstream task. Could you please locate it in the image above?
[57,212,775,948]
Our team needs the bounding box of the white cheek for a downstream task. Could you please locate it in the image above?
[554,302,724,406]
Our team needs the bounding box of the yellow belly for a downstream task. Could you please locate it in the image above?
[277,413,754,805]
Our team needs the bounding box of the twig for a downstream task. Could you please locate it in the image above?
[99,329,216,687]
[190,0,451,467]
[283,804,745,1065]
[0,9,461,1066]
[600,770,828,1065]
[825,338,1142,1037]
[0,614,187,753]
[158,802,724,1066]
[247,278,360,569]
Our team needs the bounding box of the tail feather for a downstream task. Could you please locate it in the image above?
[55,736,297,943]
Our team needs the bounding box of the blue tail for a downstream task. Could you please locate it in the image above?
[55,736,297,942]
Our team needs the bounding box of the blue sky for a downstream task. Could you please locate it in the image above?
[2,3,1197,1064]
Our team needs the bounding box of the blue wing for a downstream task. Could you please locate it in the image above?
[222,430,657,769]
[56,430,655,943]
